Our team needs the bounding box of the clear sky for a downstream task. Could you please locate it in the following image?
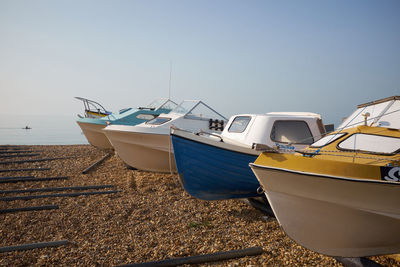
[1,0,399,127]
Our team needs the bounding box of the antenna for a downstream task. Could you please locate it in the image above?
[168,61,172,100]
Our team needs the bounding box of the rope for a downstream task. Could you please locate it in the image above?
[259,148,398,162]
[301,151,398,162]
[302,149,397,154]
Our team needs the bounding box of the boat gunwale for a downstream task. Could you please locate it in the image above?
[102,127,169,136]
[171,130,260,157]
[249,162,400,186]
[77,119,108,126]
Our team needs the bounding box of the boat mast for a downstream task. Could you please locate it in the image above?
[169,61,172,100]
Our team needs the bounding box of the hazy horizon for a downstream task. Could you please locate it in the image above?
[1,0,399,128]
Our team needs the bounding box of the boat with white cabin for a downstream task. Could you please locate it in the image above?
[171,112,326,200]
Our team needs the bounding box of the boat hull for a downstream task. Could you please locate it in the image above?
[171,132,261,200]
[250,163,400,257]
[104,129,176,173]
[76,121,112,149]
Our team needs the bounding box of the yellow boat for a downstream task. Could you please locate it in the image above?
[250,96,400,257]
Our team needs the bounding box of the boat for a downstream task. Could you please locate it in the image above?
[171,112,326,200]
[250,96,400,257]
[103,100,228,172]
[75,97,178,149]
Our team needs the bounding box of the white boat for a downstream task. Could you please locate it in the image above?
[75,97,177,149]
[103,100,228,172]
[250,96,400,257]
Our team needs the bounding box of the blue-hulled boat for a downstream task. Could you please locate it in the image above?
[172,130,259,200]
[75,97,177,149]
[171,112,327,200]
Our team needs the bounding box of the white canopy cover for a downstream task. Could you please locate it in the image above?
[339,96,400,130]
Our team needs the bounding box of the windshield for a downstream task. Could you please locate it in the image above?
[172,100,199,115]
[228,116,251,133]
[146,99,178,110]
[158,99,178,110]
[310,133,346,147]
[171,100,227,122]
[270,120,314,144]
[147,99,166,109]
[338,133,400,154]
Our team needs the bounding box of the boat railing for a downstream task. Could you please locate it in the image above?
[75,97,112,118]
[196,130,224,142]
[298,148,399,163]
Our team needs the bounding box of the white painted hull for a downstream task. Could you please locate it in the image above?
[104,129,176,173]
[76,121,113,149]
[250,164,400,257]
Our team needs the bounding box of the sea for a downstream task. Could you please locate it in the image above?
[0,114,88,145]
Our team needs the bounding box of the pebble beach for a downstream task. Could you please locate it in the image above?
[0,145,398,266]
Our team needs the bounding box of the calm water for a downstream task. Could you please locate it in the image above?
[0,114,88,145]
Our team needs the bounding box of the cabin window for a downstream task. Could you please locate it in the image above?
[310,133,346,148]
[337,133,400,154]
[270,120,314,144]
[145,117,171,125]
[228,116,251,133]
[136,114,156,120]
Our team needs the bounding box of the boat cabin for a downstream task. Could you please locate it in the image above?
[220,112,326,150]
[105,98,178,125]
